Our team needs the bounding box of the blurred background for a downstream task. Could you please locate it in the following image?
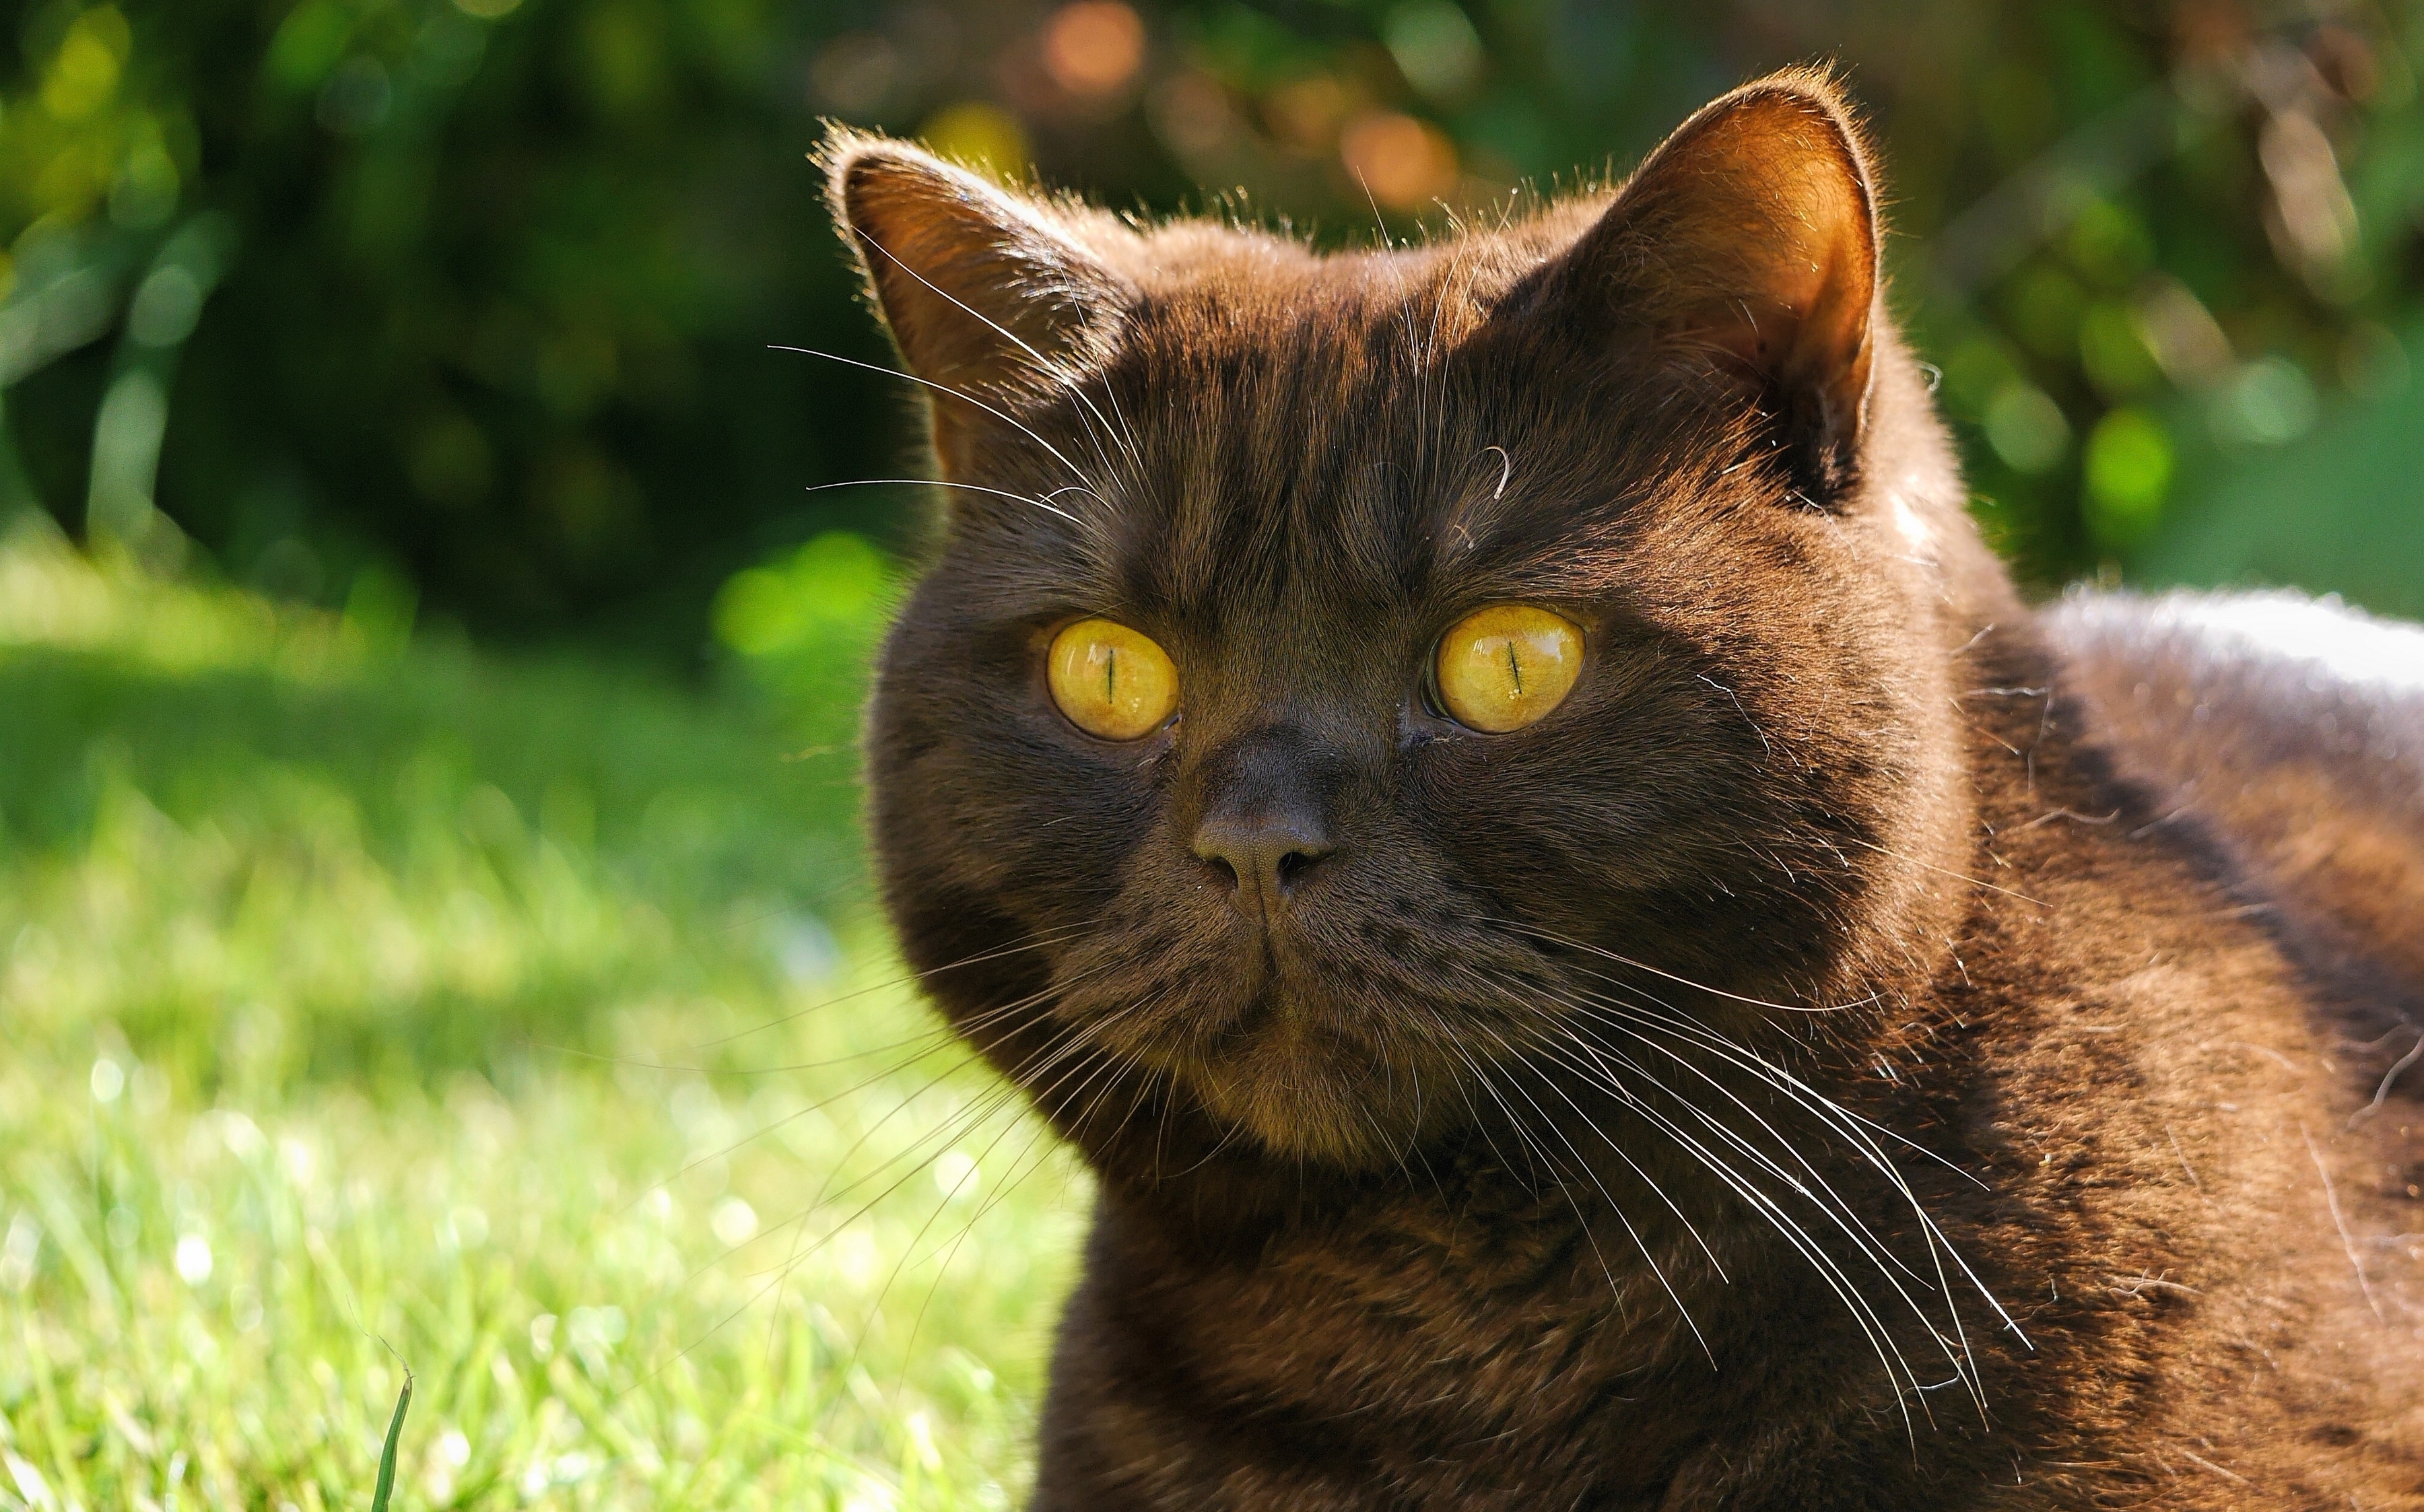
[4,3,2423,1507]
[7,0,2424,658]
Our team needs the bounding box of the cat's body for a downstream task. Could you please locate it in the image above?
[2052,591,2424,1015]
[1028,596,2424,1510]
[1024,593,2424,1510]
[821,70,2424,1509]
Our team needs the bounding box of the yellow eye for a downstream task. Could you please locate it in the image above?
[1434,605,1585,733]
[1047,617,1179,741]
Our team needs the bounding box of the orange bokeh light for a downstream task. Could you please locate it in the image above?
[1339,111,1458,210]
[1262,75,1350,152]
[1042,3,1146,101]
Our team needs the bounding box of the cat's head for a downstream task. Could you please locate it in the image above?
[828,71,2005,1171]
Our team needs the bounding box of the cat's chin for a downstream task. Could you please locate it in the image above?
[1180,1013,1471,1170]
[1058,958,1522,1169]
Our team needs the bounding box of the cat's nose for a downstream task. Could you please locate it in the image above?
[1193,809,1335,918]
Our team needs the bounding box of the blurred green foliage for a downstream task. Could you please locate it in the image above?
[4,0,2423,651]
[716,526,901,751]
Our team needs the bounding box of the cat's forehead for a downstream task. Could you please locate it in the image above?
[1111,224,1548,369]
[1046,239,1655,623]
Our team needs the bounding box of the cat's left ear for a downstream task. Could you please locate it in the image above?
[1551,71,1881,497]
[821,132,1133,474]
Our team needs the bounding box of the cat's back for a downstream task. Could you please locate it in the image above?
[2046,588,2424,1006]
[2043,589,2424,1503]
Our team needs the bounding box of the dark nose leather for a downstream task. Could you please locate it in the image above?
[1193,809,1334,918]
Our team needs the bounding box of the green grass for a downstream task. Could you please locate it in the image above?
[0,524,1087,1509]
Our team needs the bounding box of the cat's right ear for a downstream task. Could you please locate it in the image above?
[821,133,1132,474]
[1541,71,1881,502]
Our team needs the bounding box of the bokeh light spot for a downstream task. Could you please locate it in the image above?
[1262,75,1349,152]
[710,1198,758,1248]
[1384,1,1484,102]
[1339,111,1457,211]
[2338,321,2411,399]
[2211,356,2319,446]
[1984,380,2071,474]
[266,1,352,92]
[714,532,890,660]
[41,10,129,122]
[1042,3,1145,101]
[2083,408,2173,547]
[1149,71,1237,160]
[810,32,900,117]
[919,101,1030,182]
[2078,302,2158,398]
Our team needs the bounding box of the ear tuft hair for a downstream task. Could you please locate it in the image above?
[817,129,1133,473]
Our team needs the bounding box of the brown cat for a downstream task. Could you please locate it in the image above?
[820,69,2424,1509]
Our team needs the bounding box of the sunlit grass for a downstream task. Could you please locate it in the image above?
[0,525,1085,1510]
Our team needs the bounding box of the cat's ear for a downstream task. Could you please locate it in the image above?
[822,133,1131,472]
[1553,71,1880,497]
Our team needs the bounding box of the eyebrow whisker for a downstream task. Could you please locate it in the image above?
[803,476,1081,524]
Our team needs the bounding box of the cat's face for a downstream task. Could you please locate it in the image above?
[836,75,1986,1169]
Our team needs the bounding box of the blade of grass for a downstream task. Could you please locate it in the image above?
[371,1365,413,1512]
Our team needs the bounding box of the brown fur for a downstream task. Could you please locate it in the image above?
[820,69,2424,1509]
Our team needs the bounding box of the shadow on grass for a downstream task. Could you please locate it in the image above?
[0,641,875,1097]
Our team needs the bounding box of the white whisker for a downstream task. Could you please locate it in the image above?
[803,475,1080,523]
[768,343,1106,497]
